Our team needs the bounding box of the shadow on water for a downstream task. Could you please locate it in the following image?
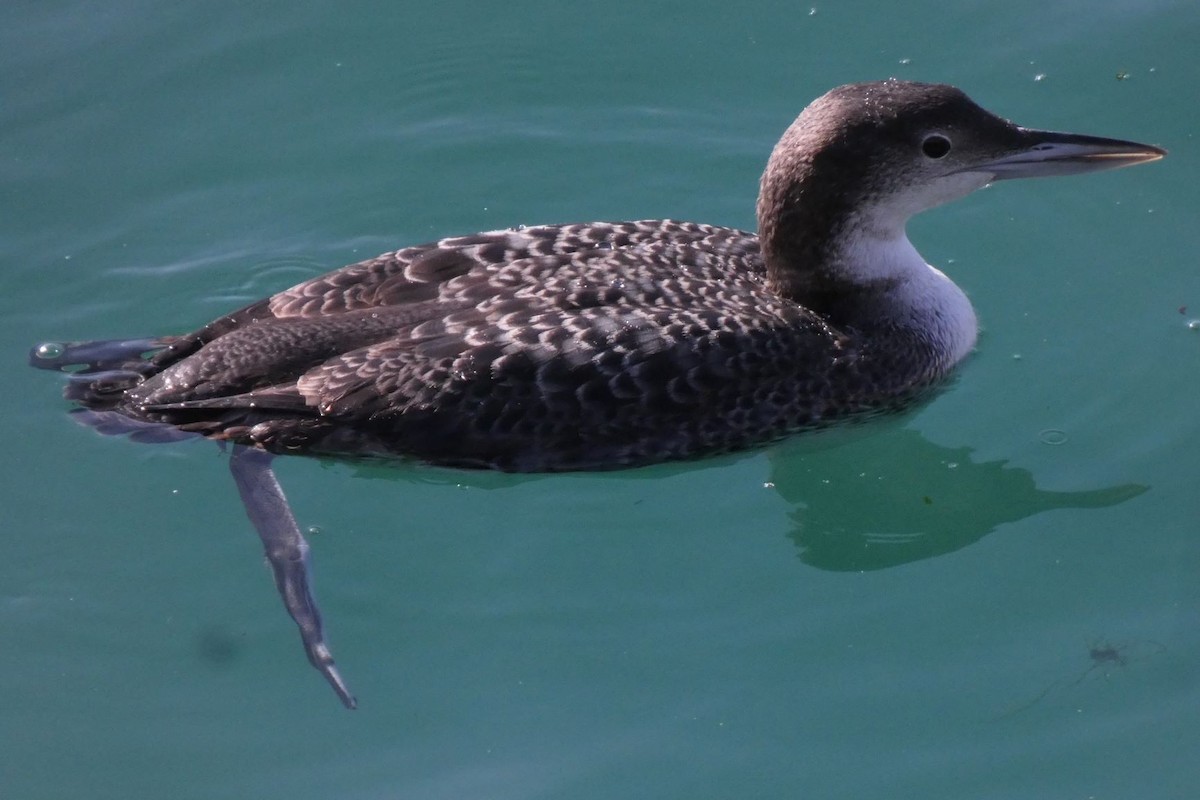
[335,421,1148,573]
[768,427,1147,572]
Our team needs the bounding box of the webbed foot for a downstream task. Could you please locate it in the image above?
[29,337,171,373]
[228,444,357,709]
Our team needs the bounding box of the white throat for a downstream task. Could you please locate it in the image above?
[837,227,979,368]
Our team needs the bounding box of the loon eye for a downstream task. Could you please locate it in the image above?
[921,134,952,159]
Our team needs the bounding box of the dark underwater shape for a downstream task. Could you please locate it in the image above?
[29,80,1164,707]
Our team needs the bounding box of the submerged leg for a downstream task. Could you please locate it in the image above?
[228,444,357,709]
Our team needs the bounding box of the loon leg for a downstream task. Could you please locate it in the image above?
[28,337,173,373]
[228,444,357,709]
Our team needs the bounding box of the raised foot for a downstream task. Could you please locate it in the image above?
[28,336,171,373]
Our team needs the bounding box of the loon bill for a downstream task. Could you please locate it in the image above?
[30,79,1165,708]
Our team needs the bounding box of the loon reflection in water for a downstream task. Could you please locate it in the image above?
[30,80,1164,708]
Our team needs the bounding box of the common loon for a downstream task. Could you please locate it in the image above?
[30,80,1164,708]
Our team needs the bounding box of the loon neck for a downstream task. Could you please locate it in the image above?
[760,209,979,369]
[755,116,979,369]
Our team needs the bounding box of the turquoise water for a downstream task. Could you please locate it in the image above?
[3,1,1198,797]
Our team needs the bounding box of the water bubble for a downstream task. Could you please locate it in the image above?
[1033,73,1046,82]
[34,342,64,359]
[1012,353,1023,360]
[307,525,322,536]
[899,58,911,65]
[1039,429,1068,445]
[1186,319,1200,331]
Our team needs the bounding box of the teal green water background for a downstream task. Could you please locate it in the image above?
[3,2,1198,798]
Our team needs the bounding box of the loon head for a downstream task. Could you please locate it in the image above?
[757,79,1166,298]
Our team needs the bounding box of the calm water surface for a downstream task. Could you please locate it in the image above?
[2,2,1198,798]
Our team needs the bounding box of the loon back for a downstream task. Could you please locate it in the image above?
[49,220,950,472]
